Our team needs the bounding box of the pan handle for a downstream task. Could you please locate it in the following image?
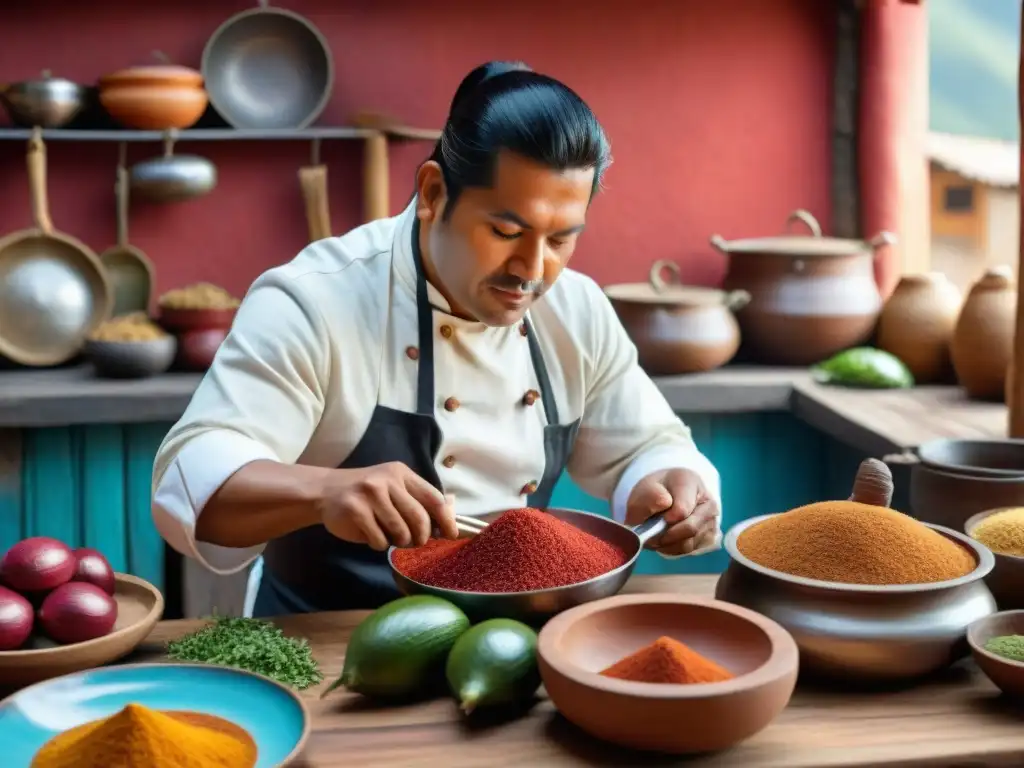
[631,510,669,547]
[116,166,131,248]
[26,126,54,235]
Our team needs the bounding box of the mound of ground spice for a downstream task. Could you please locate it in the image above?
[971,507,1024,557]
[391,507,629,592]
[601,636,734,684]
[737,500,976,585]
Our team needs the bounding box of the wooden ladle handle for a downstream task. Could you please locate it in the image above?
[849,458,894,508]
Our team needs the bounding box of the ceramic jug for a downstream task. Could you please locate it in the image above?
[877,272,962,384]
[951,266,1016,401]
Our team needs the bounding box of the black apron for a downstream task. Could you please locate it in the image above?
[253,221,580,616]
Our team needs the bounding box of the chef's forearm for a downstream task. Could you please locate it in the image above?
[195,460,329,548]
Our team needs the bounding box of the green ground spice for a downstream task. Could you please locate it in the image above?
[167,616,325,690]
[983,634,1024,663]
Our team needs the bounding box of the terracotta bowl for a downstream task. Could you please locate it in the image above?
[967,611,1024,698]
[158,306,237,332]
[965,508,1024,610]
[537,593,799,755]
[0,573,164,688]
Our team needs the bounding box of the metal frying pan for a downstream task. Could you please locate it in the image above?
[389,507,669,626]
[0,128,112,366]
[298,139,331,242]
[99,144,155,316]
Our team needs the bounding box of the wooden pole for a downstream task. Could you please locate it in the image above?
[1010,7,1024,437]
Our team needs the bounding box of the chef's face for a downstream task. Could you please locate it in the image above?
[416,151,594,326]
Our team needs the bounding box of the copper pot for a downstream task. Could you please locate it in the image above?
[605,259,749,375]
[712,210,896,366]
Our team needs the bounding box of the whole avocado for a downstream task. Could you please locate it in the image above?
[322,595,470,700]
[446,619,541,714]
[811,347,915,389]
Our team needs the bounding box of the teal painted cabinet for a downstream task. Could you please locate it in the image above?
[0,411,869,598]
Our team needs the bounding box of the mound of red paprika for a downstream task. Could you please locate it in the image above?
[391,508,628,593]
[600,636,734,684]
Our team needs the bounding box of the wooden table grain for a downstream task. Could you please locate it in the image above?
[128,575,1024,767]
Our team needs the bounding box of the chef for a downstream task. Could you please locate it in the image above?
[151,61,723,618]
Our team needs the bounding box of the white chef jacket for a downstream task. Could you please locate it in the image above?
[152,200,722,615]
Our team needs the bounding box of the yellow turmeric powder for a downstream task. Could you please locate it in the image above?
[737,500,976,585]
[31,703,256,768]
[971,507,1024,557]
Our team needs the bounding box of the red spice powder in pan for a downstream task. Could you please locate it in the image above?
[391,508,629,592]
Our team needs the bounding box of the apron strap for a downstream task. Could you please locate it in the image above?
[524,316,560,425]
[410,219,435,415]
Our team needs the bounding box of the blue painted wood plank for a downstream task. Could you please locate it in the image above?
[0,429,24,553]
[760,412,827,515]
[80,425,128,573]
[23,428,79,544]
[125,423,171,591]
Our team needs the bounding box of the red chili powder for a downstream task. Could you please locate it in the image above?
[601,636,734,684]
[391,508,629,592]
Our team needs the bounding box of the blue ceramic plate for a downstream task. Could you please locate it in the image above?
[0,663,309,767]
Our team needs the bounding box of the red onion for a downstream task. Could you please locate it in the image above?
[72,548,116,595]
[39,582,118,645]
[0,585,33,651]
[0,537,75,593]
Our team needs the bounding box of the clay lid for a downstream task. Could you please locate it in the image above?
[709,209,897,258]
[603,259,750,309]
[99,55,203,88]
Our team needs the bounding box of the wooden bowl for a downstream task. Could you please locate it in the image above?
[968,611,1024,698]
[537,593,798,755]
[0,573,164,688]
[965,508,1024,610]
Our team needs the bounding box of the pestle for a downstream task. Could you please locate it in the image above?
[848,458,894,507]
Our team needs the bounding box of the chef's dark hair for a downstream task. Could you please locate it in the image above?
[428,61,611,219]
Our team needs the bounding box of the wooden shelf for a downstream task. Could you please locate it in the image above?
[0,125,441,143]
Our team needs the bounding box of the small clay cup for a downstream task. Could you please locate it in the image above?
[968,611,1024,698]
[537,593,798,755]
[965,508,1024,610]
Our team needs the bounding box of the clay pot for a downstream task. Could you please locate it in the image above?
[877,272,962,384]
[909,464,1024,533]
[712,209,896,366]
[951,267,1016,401]
[604,260,749,375]
[98,64,208,130]
[965,509,1024,611]
[177,328,228,371]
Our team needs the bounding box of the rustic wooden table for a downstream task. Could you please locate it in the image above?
[128,575,1024,767]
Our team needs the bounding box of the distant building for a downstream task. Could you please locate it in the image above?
[927,131,1019,290]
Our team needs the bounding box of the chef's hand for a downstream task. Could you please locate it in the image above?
[625,468,720,557]
[318,462,459,551]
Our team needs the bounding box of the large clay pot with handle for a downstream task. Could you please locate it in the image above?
[951,266,1016,401]
[604,259,749,375]
[712,209,896,366]
[877,272,962,384]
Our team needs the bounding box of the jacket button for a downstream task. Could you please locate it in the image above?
[444,397,460,412]
[521,481,538,495]
[443,455,457,468]
[405,346,419,360]
[522,389,539,406]
[519,323,528,337]
[440,324,453,339]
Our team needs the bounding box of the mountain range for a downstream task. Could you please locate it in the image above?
[930,0,1021,141]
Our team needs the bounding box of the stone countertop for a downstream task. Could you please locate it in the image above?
[0,365,1007,455]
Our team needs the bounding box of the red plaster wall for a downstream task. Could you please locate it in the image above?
[0,0,836,299]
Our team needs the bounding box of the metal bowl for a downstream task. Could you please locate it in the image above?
[715,514,997,683]
[388,507,667,626]
[1,72,85,128]
[202,4,333,129]
[85,336,176,379]
[129,155,217,203]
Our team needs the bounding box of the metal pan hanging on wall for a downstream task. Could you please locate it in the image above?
[201,0,334,130]
[129,130,217,203]
[0,129,112,366]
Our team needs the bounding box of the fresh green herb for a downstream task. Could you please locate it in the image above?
[167,616,324,690]
[984,634,1024,663]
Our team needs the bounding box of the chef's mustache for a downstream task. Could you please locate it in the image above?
[487,274,545,294]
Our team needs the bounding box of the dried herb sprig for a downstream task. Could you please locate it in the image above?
[167,616,324,690]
